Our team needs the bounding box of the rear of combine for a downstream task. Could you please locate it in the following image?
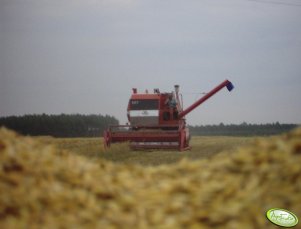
[104,79,234,151]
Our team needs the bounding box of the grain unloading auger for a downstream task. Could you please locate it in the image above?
[104,79,234,151]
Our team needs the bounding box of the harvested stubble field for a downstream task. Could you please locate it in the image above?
[1,127,301,228]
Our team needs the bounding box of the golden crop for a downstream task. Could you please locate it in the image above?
[0,127,300,228]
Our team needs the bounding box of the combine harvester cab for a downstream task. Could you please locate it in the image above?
[104,79,234,151]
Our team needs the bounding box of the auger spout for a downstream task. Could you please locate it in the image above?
[178,80,234,119]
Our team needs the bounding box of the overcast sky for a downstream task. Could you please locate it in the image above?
[1,0,301,125]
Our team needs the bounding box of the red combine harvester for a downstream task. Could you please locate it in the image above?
[104,79,234,151]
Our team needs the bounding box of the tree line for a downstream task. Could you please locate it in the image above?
[0,114,298,137]
[188,122,298,136]
[0,114,119,137]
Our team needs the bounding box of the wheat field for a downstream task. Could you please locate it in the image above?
[37,136,255,165]
[1,128,301,228]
